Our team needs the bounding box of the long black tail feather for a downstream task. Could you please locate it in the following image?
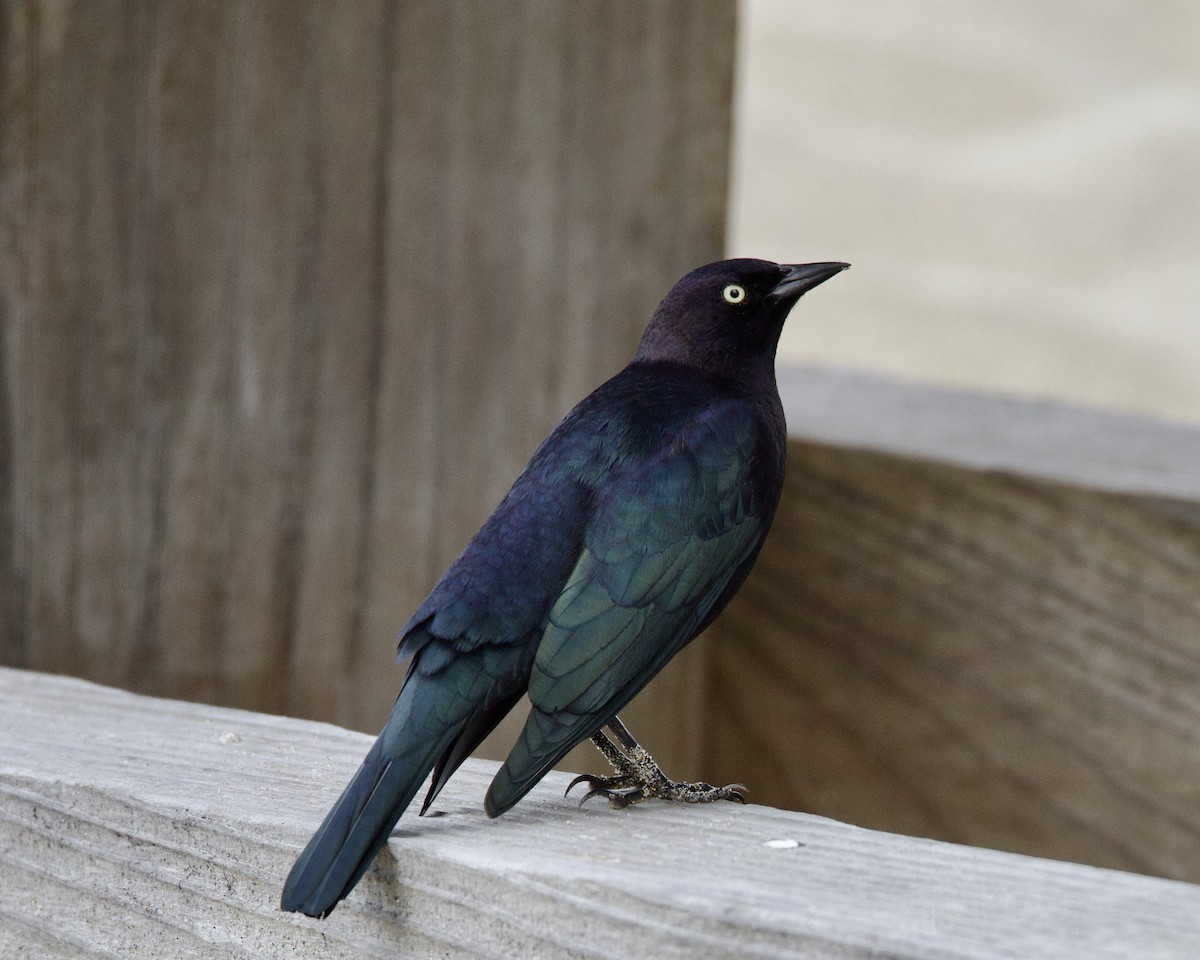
[281,734,449,917]
[281,677,457,918]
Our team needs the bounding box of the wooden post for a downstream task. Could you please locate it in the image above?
[0,2,736,775]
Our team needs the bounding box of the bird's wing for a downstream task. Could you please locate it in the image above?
[390,463,594,812]
[486,399,768,814]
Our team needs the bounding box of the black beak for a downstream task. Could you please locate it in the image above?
[770,261,850,302]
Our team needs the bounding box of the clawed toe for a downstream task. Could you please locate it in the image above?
[580,785,647,810]
[567,772,646,809]
[564,773,594,797]
[715,782,748,804]
[565,772,637,799]
[654,779,748,805]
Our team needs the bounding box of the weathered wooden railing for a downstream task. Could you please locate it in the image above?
[689,366,1200,880]
[2,667,1198,958]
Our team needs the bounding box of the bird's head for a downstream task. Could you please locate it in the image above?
[634,258,848,381]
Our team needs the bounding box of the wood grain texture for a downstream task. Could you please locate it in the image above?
[4,667,1199,960]
[0,1,736,777]
[704,366,1200,882]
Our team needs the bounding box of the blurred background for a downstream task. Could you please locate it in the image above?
[734,0,1200,423]
[2,0,1198,883]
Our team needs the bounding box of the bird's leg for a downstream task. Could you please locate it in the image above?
[566,715,746,810]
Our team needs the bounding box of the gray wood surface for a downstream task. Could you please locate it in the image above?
[0,1,735,776]
[702,364,1200,882]
[3,667,1199,959]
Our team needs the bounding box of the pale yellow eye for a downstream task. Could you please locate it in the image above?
[722,284,746,304]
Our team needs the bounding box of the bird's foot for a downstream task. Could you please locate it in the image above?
[566,723,746,810]
[569,773,748,810]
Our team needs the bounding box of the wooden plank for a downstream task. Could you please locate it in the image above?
[1,1,145,687]
[3,667,1198,960]
[703,365,1200,882]
[283,0,390,725]
[132,1,244,706]
[0,2,32,672]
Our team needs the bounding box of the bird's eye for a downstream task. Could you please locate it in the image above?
[722,284,746,304]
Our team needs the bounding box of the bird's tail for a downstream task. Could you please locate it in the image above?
[280,680,456,918]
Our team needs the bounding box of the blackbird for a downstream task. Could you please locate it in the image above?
[282,257,848,918]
